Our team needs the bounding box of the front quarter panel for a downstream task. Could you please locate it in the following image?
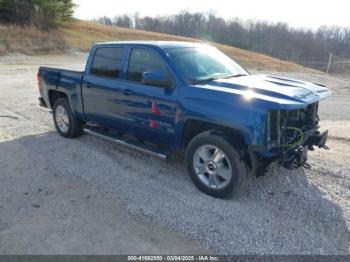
[176,85,269,147]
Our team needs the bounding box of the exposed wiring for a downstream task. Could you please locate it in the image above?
[270,126,304,149]
[283,127,304,148]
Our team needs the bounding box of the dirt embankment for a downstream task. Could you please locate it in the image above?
[0,19,313,72]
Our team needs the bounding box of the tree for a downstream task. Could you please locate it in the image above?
[93,11,350,69]
[0,0,75,29]
[0,0,34,24]
[113,14,133,28]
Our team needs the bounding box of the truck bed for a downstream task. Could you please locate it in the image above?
[39,67,83,91]
[38,67,85,117]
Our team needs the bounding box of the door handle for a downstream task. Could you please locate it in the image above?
[122,89,133,96]
[86,82,93,88]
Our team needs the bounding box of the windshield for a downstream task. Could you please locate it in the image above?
[165,46,249,84]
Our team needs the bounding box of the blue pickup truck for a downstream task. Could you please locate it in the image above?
[38,41,331,198]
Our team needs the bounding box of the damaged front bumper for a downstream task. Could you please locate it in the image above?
[279,130,329,170]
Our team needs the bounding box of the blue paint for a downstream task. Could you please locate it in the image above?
[38,41,331,157]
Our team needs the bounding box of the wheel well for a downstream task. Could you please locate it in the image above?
[182,119,254,175]
[48,90,67,108]
[182,119,247,149]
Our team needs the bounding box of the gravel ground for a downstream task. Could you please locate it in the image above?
[0,54,209,255]
[0,54,349,255]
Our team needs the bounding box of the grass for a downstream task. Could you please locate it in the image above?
[0,19,313,72]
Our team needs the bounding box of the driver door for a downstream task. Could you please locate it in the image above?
[116,47,178,145]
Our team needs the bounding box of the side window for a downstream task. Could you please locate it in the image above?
[127,48,167,83]
[91,47,124,78]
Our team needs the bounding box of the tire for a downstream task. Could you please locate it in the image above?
[53,98,83,138]
[185,130,248,198]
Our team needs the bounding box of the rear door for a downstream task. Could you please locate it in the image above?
[82,46,126,128]
[117,47,179,145]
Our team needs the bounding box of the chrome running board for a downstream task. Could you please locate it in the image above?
[83,126,169,160]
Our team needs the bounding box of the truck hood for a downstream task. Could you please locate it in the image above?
[197,74,332,106]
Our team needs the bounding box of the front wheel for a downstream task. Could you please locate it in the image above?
[53,98,83,138]
[185,131,248,198]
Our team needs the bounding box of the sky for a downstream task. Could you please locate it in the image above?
[73,0,350,30]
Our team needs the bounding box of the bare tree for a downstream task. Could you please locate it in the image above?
[93,11,350,67]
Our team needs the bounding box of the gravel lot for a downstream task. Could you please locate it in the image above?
[0,53,349,255]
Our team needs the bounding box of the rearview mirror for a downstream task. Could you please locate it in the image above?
[142,70,173,88]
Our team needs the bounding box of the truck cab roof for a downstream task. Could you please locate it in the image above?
[93,41,205,50]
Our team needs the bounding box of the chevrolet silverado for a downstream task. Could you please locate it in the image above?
[37,41,331,198]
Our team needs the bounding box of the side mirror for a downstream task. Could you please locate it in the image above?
[142,70,173,88]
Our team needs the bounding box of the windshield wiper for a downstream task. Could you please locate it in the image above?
[222,74,248,79]
[193,74,248,85]
[192,77,220,85]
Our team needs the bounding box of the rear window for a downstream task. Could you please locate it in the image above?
[91,47,124,78]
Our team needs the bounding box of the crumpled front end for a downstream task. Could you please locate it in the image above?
[266,102,329,169]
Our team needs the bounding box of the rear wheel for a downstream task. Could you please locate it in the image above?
[185,130,248,198]
[53,98,83,138]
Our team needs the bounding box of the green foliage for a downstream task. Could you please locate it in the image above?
[0,0,75,29]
